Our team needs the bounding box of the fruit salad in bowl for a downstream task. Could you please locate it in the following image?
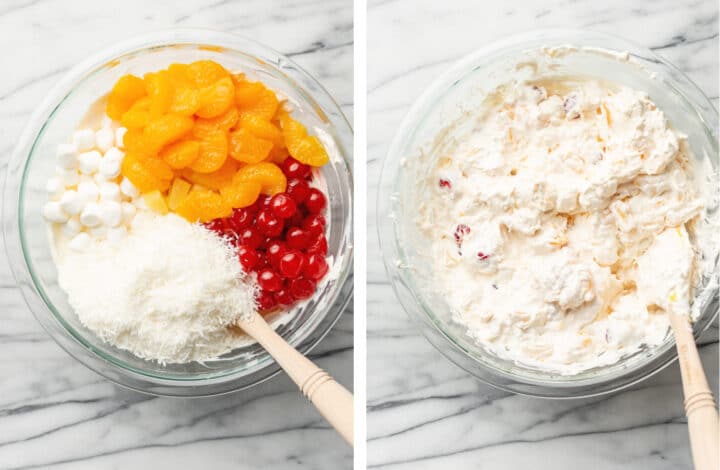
[5,30,353,396]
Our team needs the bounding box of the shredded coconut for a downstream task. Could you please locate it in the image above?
[56,211,258,364]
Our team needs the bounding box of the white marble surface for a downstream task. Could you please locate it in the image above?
[367,1,718,469]
[0,1,352,468]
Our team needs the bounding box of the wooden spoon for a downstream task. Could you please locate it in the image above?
[668,312,718,470]
[237,312,354,446]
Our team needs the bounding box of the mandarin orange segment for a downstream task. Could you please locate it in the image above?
[143,114,194,154]
[237,114,283,146]
[238,87,278,120]
[107,74,146,120]
[120,97,151,129]
[234,79,265,107]
[175,188,231,222]
[193,106,239,139]
[196,77,235,118]
[289,135,330,167]
[267,145,290,164]
[160,140,200,169]
[186,60,230,88]
[228,128,273,163]
[183,158,238,190]
[169,87,201,116]
[167,63,193,88]
[145,71,174,119]
[121,153,171,193]
[220,179,262,209]
[189,130,228,173]
[234,162,286,195]
[123,129,150,156]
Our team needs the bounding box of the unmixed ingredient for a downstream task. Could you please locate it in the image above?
[57,212,257,363]
[418,77,705,373]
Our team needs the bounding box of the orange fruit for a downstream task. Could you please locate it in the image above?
[120,97,151,129]
[183,158,238,190]
[160,140,200,169]
[186,60,230,88]
[193,106,239,139]
[289,136,330,167]
[121,153,171,193]
[237,113,283,146]
[234,161,286,195]
[228,128,273,163]
[189,130,228,173]
[143,114,194,154]
[238,87,278,120]
[196,77,235,118]
[220,179,262,209]
[107,74,146,120]
[175,187,231,222]
[144,71,174,119]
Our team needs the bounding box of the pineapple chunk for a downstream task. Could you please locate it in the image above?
[143,190,169,214]
[167,178,192,210]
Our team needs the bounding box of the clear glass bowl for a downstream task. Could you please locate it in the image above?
[3,29,353,397]
[378,29,718,398]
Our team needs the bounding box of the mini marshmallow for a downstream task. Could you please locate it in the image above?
[42,201,69,223]
[46,177,63,200]
[72,129,95,152]
[95,128,114,153]
[100,201,123,227]
[104,147,124,162]
[68,232,91,252]
[100,114,113,129]
[115,127,127,148]
[77,180,100,205]
[98,181,121,202]
[80,202,102,227]
[120,177,139,199]
[56,168,79,187]
[56,143,78,170]
[98,153,122,179]
[58,190,83,216]
[90,225,108,239]
[61,217,82,237]
[121,202,137,224]
[78,150,102,174]
[107,225,128,245]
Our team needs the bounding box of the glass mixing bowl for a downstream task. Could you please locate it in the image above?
[3,30,353,397]
[378,30,718,398]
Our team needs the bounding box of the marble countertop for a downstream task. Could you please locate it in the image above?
[367,0,718,469]
[0,1,352,468]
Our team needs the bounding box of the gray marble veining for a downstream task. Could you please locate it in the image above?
[367,0,718,468]
[0,1,352,468]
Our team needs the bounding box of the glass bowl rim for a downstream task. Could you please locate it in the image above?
[377,28,719,398]
[3,28,354,396]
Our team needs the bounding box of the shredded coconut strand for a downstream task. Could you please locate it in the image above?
[57,212,258,364]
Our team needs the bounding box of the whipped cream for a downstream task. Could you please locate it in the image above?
[417,77,706,373]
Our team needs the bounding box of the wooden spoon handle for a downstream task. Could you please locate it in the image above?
[669,313,719,470]
[241,315,353,446]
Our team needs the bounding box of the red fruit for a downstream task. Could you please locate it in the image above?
[270,193,297,219]
[265,240,286,269]
[254,194,273,211]
[302,214,326,237]
[304,188,326,214]
[290,278,316,300]
[256,291,277,311]
[454,224,470,249]
[286,178,310,203]
[307,234,328,255]
[275,287,294,306]
[237,245,259,271]
[255,251,270,270]
[204,219,225,233]
[286,210,305,229]
[281,157,311,179]
[303,253,328,281]
[477,252,490,261]
[257,210,284,237]
[229,207,254,230]
[239,227,263,249]
[279,249,305,279]
[285,227,311,250]
[439,178,452,189]
[257,269,283,292]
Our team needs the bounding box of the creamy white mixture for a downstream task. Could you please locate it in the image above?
[418,78,706,373]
